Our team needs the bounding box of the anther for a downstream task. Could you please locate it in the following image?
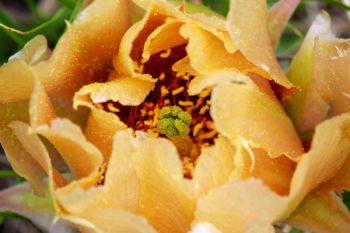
[160,48,171,58]
[172,87,184,96]
[178,100,194,107]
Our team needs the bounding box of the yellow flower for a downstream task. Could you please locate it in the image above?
[1,0,350,233]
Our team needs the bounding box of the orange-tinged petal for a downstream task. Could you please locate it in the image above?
[0,59,35,104]
[9,35,48,66]
[227,0,296,97]
[319,156,350,193]
[0,120,46,195]
[132,135,196,233]
[284,12,331,135]
[249,148,295,196]
[82,208,157,233]
[195,178,288,233]
[180,24,265,77]
[74,74,155,106]
[36,118,103,179]
[210,71,303,159]
[268,0,300,48]
[33,0,131,97]
[142,18,186,61]
[288,192,350,233]
[9,121,67,189]
[84,108,127,161]
[285,112,350,218]
[30,76,56,128]
[192,136,235,197]
[313,37,350,115]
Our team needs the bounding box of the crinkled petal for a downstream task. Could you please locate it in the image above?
[284,12,332,135]
[0,183,75,233]
[74,74,155,106]
[192,136,235,198]
[142,18,186,61]
[268,0,300,48]
[32,0,131,97]
[313,37,350,115]
[227,0,296,96]
[180,24,265,77]
[210,71,303,159]
[36,118,103,179]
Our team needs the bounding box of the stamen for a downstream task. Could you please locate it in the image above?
[161,86,169,96]
[199,88,211,98]
[134,62,144,73]
[159,72,166,81]
[107,103,120,113]
[164,99,171,105]
[178,100,194,107]
[172,87,184,96]
[199,105,209,115]
[193,123,204,137]
[160,48,171,58]
[199,130,218,140]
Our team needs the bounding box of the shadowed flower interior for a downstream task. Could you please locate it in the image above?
[98,44,217,162]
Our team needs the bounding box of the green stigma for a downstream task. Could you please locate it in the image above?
[157,106,192,138]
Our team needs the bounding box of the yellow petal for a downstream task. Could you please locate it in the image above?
[249,148,295,196]
[33,0,131,97]
[9,35,48,65]
[192,136,235,197]
[268,0,300,48]
[30,76,56,128]
[131,135,196,233]
[284,12,331,135]
[62,210,157,233]
[286,113,350,217]
[180,24,265,77]
[0,120,46,195]
[142,18,186,61]
[288,192,350,232]
[9,121,67,189]
[84,108,127,161]
[227,0,296,96]
[36,118,103,179]
[74,74,155,106]
[0,59,35,104]
[195,178,288,233]
[313,37,350,115]
[210,71,303,159]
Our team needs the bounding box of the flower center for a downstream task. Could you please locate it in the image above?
[101,44,218,177]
